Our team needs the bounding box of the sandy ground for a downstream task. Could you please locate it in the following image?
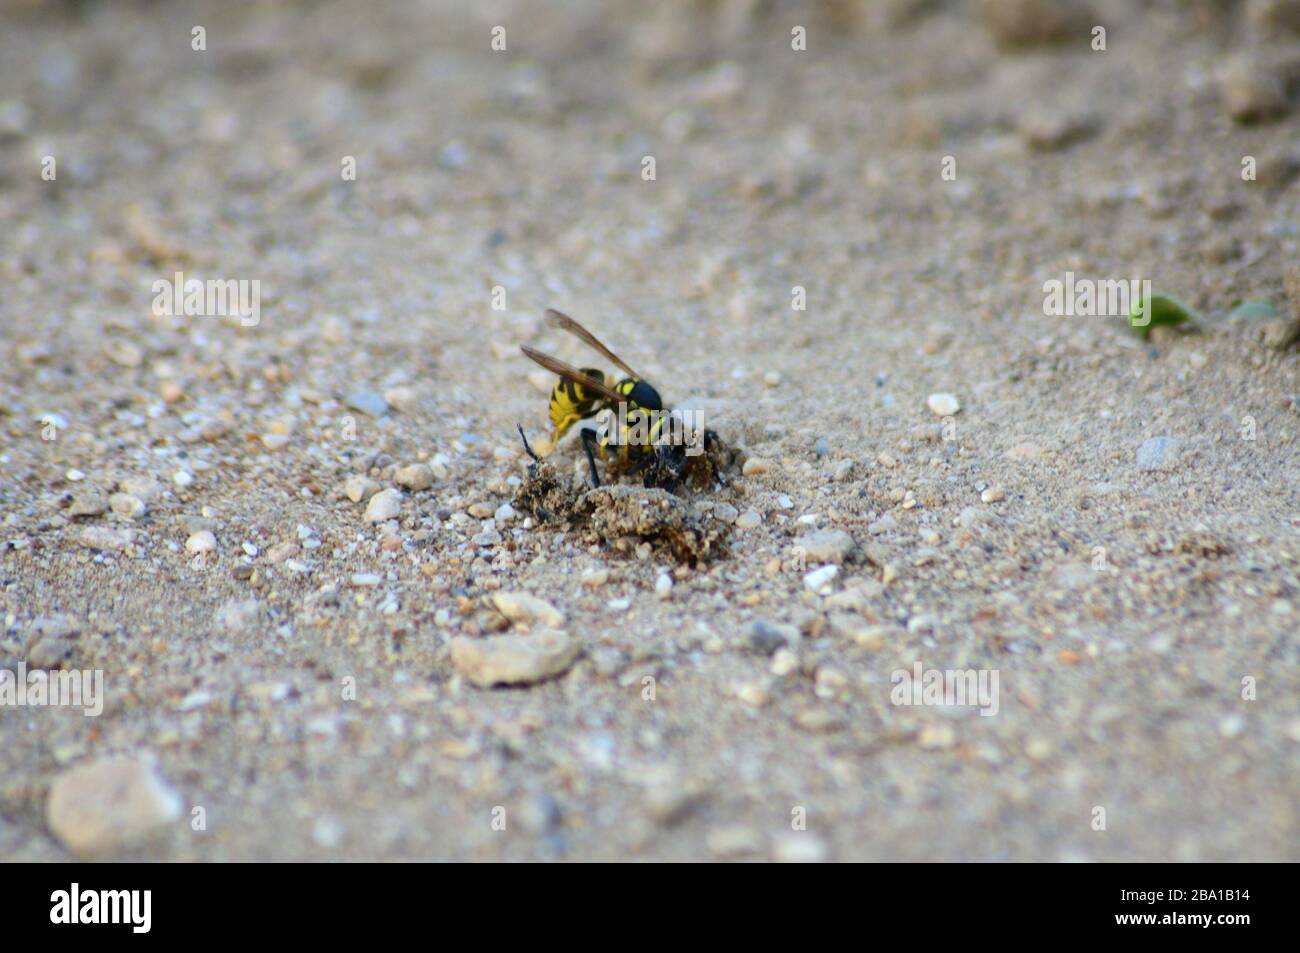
[1,0,1298,861]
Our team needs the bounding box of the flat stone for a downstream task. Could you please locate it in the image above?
[450,630,581,687]
[46,756,182,855]
[794,529,854,563]
[78,526,136,551]
[345,389,388,418]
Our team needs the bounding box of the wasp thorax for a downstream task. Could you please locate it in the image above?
[624,378,663,411]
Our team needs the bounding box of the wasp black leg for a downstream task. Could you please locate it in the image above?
[516,424,540,462]
[579,428,602,488]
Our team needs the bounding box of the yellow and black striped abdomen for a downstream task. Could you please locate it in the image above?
[548,367,606,437]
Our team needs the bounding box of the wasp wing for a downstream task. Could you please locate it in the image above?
[544,309,643,380]
[520,346,625,404]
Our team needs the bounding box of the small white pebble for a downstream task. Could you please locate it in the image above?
[173,470,193,488]
[927,392,961,417]
[186,530,217,554]
[770,649,799,677]
[803,564,839,593]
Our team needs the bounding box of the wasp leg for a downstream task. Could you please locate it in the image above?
[579,428,602,488]
[516,424,540,462]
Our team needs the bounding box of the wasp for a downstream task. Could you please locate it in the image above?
[520,309,704,488]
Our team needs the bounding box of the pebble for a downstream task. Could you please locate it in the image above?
[492,591,565,628]
[763,370,783,387]
[394,463,433,491]
[494,503,516,523]
[748,621,800,655]
[1019,110,1097,152]
[926,392,961,417]
[741,457,771,476]
[28,636,74,670]
[713,503,739,523]
[981,486,1006,504]
[79,526,136,551]
[643,783,705,827]
[344,475,380,502]
[185,530,217,554]
[364,488,403,522]
[1219,56,1288,123]
[770,649,799,677]
[46,756,182,855]
[978,0,1092,49]
[351,573,382,587]
[793,707,847,733]
[655,573,673,600]
[1218,713,1246,739]
[383,385,418,412]
[794,529,854,564]
[172,470,193,488]
[68,492,106,519]
[581,569,610,588]
[771,832,829,863]
[261,433,290,450]
[65,468,85,482]
[450,630,580,687]
[868,514,898,535]
[918,723,956,750]
[803,564,839,593]
[108,492,146,520]
[706,826,764,858]
[102,338,143,368]
[1136,436,1179,471]
[736,509,762,529]
[1004,442,1041,462]
[215,598,259,632]
[345,389,388,418]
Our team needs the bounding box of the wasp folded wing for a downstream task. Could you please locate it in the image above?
[544,309,642,380]
[520,346,625,404]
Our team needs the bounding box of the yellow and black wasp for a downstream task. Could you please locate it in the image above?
[518,309,711,489]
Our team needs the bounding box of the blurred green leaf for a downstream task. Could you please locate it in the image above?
[1226,299,1277,322]
[1128,294,1202,340]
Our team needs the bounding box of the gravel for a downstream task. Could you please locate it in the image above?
[1,0,1295,864]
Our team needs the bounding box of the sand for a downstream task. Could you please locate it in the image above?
[1,0,1297,861]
